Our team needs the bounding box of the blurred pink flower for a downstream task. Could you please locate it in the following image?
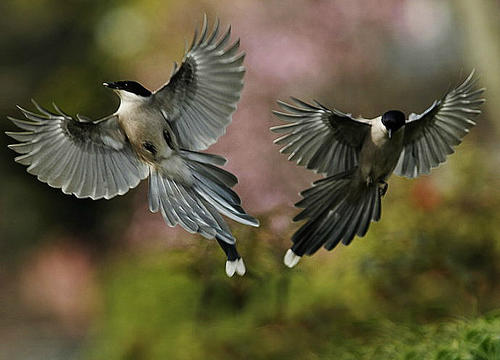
[19,241,97,335]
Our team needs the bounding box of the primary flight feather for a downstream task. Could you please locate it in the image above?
[271,71,484,267]
[7,15,259,277]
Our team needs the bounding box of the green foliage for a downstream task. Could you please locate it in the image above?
[348,314,500,360]
[84,250,500,360]
[83,145,500,359]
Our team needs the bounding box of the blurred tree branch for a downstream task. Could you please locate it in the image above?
[455,0,500,137]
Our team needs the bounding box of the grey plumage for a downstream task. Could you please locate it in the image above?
[154,16,245,151]
[7,106,148,199]
[272,98,370,175]
[291,170,381,256]
[395,71,484,178]
[7,15,258,277]
[272,71,484,267]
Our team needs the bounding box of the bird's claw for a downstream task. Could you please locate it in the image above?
[378,181,388,197]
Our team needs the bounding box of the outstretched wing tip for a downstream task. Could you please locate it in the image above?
[271,95,369,175]
[155,16,245,151]
[289,96,303,104]
[397,70,484,178]
[8,102,148,199]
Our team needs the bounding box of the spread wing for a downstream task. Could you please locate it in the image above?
[271,98,371,176]
[395,71,485,178]
[153,15,245,151]
[7,101,149,199]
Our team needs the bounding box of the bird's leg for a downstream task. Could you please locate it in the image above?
[378,181,388,197]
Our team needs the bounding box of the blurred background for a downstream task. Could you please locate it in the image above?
[1,0,500,359]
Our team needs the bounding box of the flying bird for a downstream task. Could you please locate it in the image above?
[6,15,259,277]
[271,71,484,268]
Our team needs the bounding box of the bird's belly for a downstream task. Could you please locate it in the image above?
[359,130,403,183]
[119,112,172,163]
[361,150,400,180]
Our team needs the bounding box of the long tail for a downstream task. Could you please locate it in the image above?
[284,169,381,268]
[148,150,259,277]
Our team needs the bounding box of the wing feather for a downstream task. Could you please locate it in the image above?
[7,101,149,199]
[271,98,371,176]
[154,16,245,150]
[395,71,485,178]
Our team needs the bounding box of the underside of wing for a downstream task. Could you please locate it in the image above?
[7,101,149,199]
[395,70,485,178]
[271,98,371,176]
[154,15,245,151]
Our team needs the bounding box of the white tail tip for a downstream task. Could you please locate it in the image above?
[226,258,246,277]
[284,249,301,268]
[236,258,246,276]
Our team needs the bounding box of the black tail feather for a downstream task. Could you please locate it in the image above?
[216,236,241,261]
[291,170,381,256]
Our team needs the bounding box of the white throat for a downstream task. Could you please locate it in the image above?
[116,91,149,115]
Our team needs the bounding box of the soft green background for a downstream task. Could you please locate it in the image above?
[1,0,500,359]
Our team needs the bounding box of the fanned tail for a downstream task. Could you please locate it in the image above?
[186,158,259,229]
[285,169,381,267]
[148,150,258,276]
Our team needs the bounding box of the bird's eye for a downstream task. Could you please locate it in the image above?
[142,141,157,156]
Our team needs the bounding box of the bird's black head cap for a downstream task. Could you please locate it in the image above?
[381,110,405,132]
[103,81,151,97]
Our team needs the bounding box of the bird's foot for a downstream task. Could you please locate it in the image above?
[378,181,388,197]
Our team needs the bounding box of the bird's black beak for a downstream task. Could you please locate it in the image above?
[388,129,392,139]
[103,82,118,89]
